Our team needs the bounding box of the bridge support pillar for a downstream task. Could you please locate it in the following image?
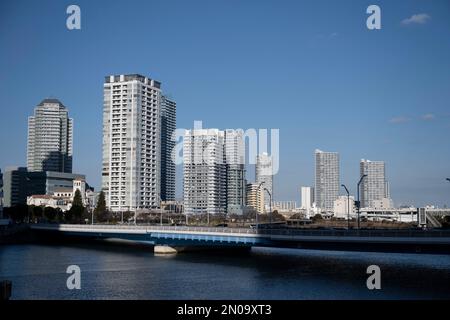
[154,245,178,255]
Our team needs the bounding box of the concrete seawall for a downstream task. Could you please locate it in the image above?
[0,224,34,244]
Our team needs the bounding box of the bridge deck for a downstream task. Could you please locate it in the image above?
[31,224,450,244]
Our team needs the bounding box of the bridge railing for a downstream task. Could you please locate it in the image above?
[35,224,258,235]
[33,223,450,238]
[257,228,450,238]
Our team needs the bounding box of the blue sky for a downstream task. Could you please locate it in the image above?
[1,0,449,207]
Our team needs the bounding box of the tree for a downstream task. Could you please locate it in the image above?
[94,191,108,222]
[43,207,57,222]
[271,210,286,222]
[312,214,323,223]
[68,189,84,223]
[4,204,29,223]
[31,205,43,222]
[56,208,64,222]
[73,189,83,207]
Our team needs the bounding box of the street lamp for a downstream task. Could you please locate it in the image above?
[446,178,450,182]
[341,184,350,229]
[256,182,265,229]
[357,174,368,229]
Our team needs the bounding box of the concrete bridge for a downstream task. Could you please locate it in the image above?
[30,224,450,254]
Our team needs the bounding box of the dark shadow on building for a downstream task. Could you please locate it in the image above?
[42,151,72,173]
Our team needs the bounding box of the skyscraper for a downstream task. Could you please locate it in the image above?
[225,129,246,214]
[360,159,388,208]
[160,95,176,201]
[102,74,162,212]
[314,149,339,211]
[256,152,273,211]
[183,129,227,215]
[27,99,73,173]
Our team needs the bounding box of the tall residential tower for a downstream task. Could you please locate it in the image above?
[183,129,227,215]
[314,149,339,211]
[101,74,162,212]
[360,159,389,208]
[160,96,177,201]
[225,129,246,215]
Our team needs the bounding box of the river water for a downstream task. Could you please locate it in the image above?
[1,243,449,299]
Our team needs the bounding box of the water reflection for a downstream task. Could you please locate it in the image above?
[0,243,449,300]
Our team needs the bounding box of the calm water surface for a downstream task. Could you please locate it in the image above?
[1,243,449,299]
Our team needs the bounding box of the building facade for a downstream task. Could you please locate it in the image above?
[27,99,73,173]
[102,74,162,212]
[27,177,89,211]
[160,95,177,202]
[273,201,297,211]
[2,167,29,207]
[245,183,264,214]
[360,159,389,208]
[314,149,339,211]
[225,129,246,215]
[301,186,314,213]
[333,195,355,219]
[256,152,273,212]
[2,167,86,208]
[183,129,227,215]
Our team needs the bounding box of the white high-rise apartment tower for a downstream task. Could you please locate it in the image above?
[314,149,339,211]
[225,129,246,214]
[102,74,161,212]
[183,129,227,215]
[27,99,73,173]
[360,159,388,208]
[256,152,273,211]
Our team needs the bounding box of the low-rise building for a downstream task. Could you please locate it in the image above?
[27,194,71,211]
[27,177,91,211]
[245,183,264,214]
[371,198,394,210]
[333,195,355,219]
[2,167,86,207]
[273,201,297,211]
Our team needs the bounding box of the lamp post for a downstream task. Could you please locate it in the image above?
[256,182,265,229]
[264,188,273,226]
[341,184,350,229]
[357,174,368,229]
